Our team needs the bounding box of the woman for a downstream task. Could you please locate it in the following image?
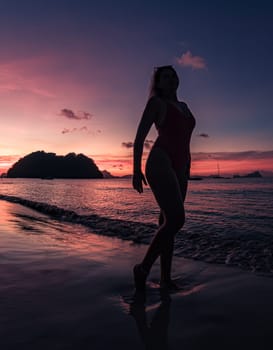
[132,65,196,291]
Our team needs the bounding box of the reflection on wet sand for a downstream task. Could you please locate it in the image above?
[129,290,171,350]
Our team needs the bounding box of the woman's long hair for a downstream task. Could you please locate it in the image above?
[148,65,179,100]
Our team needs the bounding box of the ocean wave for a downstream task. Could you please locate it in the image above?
[0,194,156,242]
[0,194,272,275]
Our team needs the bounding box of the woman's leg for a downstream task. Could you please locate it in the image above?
[135,148,185,284]
[159,176,188,286]
[158,210,164,226]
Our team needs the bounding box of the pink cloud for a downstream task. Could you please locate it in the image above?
[0,57,56,98]
[0,154,21,172]
[177,51,207,70]
[0,54,102,102]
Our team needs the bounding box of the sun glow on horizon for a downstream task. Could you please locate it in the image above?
[1,151,273,177]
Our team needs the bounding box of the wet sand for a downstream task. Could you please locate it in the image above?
[1,200,273,349]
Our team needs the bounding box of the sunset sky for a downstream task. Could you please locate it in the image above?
[1,0,273,176]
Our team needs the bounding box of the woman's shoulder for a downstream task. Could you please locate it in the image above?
[145,96,166,116]
[147,96,165,107]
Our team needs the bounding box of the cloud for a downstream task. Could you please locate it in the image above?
[0,155,21,166]
[0,58,56,98]
[0,154,22,172]
[144,139,154,150]
[122,139,154,149]
[81,111,93,119]
[61,126,89,134]
[122,141,134,149]
[197,133,209,138]
[0,55,104,102]
[59,108,93,120]
[177,51,207,70]
[113,163,124,169]
[192,150,273,161]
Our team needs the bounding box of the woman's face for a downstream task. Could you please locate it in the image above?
[157,69,179,92]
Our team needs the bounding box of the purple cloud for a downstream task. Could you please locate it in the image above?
[192,150,273,161]
[197,133,209,138]
[61,126,89,134]
[59,108,93,120]
[122,139,154,149]
[122,141,134,149]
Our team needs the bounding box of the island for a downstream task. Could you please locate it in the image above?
[101,170,117,178]
[7,151,103,179]
[233,171,262,179]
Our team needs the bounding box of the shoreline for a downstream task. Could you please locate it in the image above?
[1,200,273,349]
[1,194,273,275]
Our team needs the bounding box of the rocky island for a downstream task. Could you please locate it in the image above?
[7,151,103,179]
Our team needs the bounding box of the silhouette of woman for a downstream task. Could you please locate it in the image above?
[132,65,196,290]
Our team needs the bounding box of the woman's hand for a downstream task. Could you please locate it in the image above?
[132,171,147,193]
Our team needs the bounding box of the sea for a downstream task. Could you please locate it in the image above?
[1,177,273,274]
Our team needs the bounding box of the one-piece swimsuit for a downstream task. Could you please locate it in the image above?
[152,101,196,174]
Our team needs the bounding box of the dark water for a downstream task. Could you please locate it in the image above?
[1,177,273,273]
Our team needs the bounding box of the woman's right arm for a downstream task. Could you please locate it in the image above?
[133,97,159,193]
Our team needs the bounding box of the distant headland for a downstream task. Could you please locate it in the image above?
[232,171,262,179]
[6,151,103,179]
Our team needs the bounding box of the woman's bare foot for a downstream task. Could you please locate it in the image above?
[133,264,148,291]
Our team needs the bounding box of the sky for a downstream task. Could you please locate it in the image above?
[0,0,273,176]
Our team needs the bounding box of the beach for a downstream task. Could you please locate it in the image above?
[1,199,273,349]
